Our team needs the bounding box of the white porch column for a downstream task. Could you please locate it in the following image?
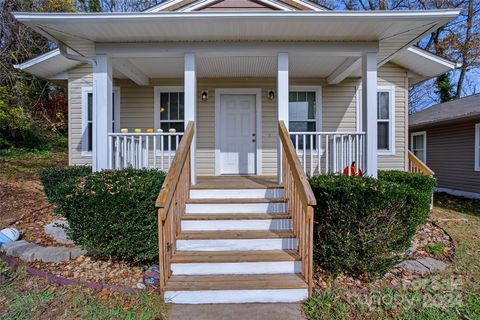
[184,53,197,185]
[277,53,289,184]
[93,54,113,172]
[362,52,378,178]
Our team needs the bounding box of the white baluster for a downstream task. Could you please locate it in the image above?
[302,134,306,174]
[310,134,313,176]
[153,136,157,169]
[168,135,172,168]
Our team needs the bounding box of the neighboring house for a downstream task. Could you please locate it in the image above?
[409,94,480,199]
[13,1,459,304]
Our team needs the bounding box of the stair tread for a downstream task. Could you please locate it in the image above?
[171,250,300,263]
[181,213,291,220]
[177,230,295,240]
[187,198,287,204]
[165,274,308,291]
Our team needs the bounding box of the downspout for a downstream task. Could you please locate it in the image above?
[59,43,96,66]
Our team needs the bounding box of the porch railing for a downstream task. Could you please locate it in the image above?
[155,121,194,297]
[408,150,434,176]
[279,121,316,297]
[108,132,184,170]
[289,131,366,176]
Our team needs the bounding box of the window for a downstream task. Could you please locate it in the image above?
[475,123,480,171]
[377,87,395,154]
[411,131,426,163]
[82,87,120,155]
[154,87,184,150]
[82,88,93,154]
[288,87,321,150]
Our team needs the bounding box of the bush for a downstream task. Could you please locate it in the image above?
[309,173,434,277]
[39,165,92,207]
[58,169,165,262]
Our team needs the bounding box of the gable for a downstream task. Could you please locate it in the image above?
[145,0,328,12]
[196,0,280,12]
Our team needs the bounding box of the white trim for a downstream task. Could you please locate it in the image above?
[475,123,480,172]
[356,85,362,131]
[81,87,93,157]
[13,49,60,70]
[146,0,327,12]
[377,85,395,156]
[407,46,461,69]
[214,88,263,176]
[179,0,295,12]
[112,86,121,133]
[16,10,460,19]
[410,131,427,163]
[289,85,323,154]
[153,86,185,132]
[435,187,480,200]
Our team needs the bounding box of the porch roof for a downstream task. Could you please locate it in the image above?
[14,10,459,65]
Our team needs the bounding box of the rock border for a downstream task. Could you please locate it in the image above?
[0,253,142,293]
[0,240,86,263]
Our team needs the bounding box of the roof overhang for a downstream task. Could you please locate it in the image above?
[13,10,460,65]
[392,46,460,84]
[13,48,80,80]
[410,113,480,130]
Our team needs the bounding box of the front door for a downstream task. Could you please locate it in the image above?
[219,94,256,175]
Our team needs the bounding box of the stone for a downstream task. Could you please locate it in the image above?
[20,248,39,261]
[395,260,430,274]
[417,257,447,272]
[3,240,36,257]
[34,247,72,263]
[44,220,74,245]
[69,247,87,259]
[143,265,160,288]
[136,282,146,289]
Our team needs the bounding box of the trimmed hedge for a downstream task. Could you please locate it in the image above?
[309,172,435,277]
[39,166,92,207]
[39,167,165,262]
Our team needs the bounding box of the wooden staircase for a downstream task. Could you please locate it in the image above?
[156,121,316,304]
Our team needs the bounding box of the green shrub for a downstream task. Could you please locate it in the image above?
[39,165,92,207]
[59,169,165,262]
[379,170,436,194]
[309,173,433,277]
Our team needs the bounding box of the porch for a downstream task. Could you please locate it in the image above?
[91,42,379,181]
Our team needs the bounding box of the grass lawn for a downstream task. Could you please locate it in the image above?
[0,260,167,320]
[0,147,168,319]
[304,193,480,320]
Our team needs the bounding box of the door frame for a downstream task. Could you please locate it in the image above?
[215,88,262,176]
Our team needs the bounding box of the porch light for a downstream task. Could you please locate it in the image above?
[268,89,275,100]
[160,107,165,113]
[201,90,208,101]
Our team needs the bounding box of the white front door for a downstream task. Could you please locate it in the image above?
[219,94,256,175]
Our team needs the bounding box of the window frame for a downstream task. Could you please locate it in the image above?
[376,85,395,155]
[154,86,185,130]
[81,87,120,156]
[475,123,480,172]
[81,87,93,156]
[288,85,322,154]
[410,131,427,163]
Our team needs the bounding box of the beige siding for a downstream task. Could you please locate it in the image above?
[68,64,93,166]
[68,63,408,173]
[377,63,408,171]
[411,120,480,194]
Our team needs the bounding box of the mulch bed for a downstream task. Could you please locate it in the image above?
[313,221,455,293]
[29,256,145,289]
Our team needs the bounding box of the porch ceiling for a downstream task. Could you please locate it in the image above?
[113,55,347,78]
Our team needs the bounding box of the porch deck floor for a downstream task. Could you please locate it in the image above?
[193,176,279,189]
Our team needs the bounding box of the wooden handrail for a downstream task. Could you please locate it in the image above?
[278,121,317,206]
[156,122,194,216]
[278,120,316,297]
[408,150,434,176]
[155,121,194,297]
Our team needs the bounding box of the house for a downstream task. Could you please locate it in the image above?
[410,94,480,199]
[13,1,459,304]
